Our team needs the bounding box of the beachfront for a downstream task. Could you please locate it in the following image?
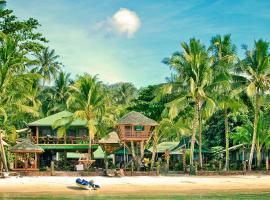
[1,175,270,198]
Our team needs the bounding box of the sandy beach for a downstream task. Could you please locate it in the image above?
[1,175,270,197]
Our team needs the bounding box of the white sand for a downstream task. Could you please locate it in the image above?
[1,175,270,196]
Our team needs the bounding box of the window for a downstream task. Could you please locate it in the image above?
[134,125,144,131]
[78,128,87,137]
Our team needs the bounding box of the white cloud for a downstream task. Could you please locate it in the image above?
[95,8,141,38]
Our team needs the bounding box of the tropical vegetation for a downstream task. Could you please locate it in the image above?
[1,3,270,172]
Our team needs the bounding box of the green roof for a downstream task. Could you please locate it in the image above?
[114,147,151,155]
[117,111,158,126]
[28,111,87,127]
[38,144,98,150]
[67,152,85,159]
[148,142,180,153]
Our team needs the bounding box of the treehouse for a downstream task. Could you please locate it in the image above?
[116,111,158,142]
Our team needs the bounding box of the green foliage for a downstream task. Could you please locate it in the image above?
[127,85,166,121]
[211,146,224,161]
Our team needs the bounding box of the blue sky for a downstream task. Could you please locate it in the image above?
[9,0,270,87]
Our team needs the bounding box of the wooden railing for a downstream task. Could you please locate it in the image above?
[119,131,151,141]
[31,136,98,144]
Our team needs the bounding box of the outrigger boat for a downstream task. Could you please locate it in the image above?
[75,178,100,190]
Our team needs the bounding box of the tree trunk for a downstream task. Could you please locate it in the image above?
[242,147,246,172]
[224,108,229,171]
[130,141,137,169]
[198,103,203,170]
[138,141,145,170]
[183,147,186,173]
[0,132,8,172]
[266,149,269,171]
[248,90,259,171]
[190,99,199,167]
[256,147,262,170]
[150,131,158,170]
[88,125,92,160]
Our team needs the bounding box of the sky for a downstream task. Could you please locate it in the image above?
[9,0,270,88]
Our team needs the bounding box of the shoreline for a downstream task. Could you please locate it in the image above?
[1,175,270,197]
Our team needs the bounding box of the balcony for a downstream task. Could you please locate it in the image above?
[119,131,152,141]
[31,136,97,144]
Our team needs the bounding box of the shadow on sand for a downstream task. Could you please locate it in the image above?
[66,186,88,190]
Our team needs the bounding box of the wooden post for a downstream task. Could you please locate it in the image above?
[36,126,39,144]
[0,132,8,172]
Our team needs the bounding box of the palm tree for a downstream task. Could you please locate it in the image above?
[34,47,61,87]
[0,33,40,123]
[67,74,106,159]
[115,82,137,105]
[209,34,242,171]
[150,118,185,170]
[240,40,270,170]
[44,71,71,115]
[232,112,270,169]
[163,38,215,168]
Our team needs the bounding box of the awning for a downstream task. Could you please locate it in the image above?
[67,152,85,159]
[38,144,98,150]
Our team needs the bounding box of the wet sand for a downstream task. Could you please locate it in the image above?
[0,175,270,197]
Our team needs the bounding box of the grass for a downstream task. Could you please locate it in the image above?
[1,192,270,200]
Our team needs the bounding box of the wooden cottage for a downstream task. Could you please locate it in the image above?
[116,111,158,141]
[11,140,44,171]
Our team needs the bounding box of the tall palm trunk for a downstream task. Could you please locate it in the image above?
[88,125,92,160]
[249,90,259,171]
[256,147,262,169]
[224,108,229,171]
[0,132,8,172]
[266,148,269,171]
[130,141,138,169]
[198,103,203,169]
[190,99,199,167]
[151,131,158,170]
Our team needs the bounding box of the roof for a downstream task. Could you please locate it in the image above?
[99,132,120,144]
[117,111,158,126]
[11,140,44,153]
[148,142,180,153]
[28,111,87,127]
[67,152,85,159]
[114,147,151,155]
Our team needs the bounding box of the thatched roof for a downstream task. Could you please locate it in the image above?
[11,140,44,153]
[117,111,158,126]
[99,132,120,144]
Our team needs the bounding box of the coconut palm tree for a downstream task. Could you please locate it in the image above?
[43,71,72,115]
[34,47,61,87]
[0,33,40,123]
[150,118,187,170]
[240,40,270,170]
[232,111,270,169]
[163,38,215,168]
[209,34,243,171]
[67,74,106,159]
